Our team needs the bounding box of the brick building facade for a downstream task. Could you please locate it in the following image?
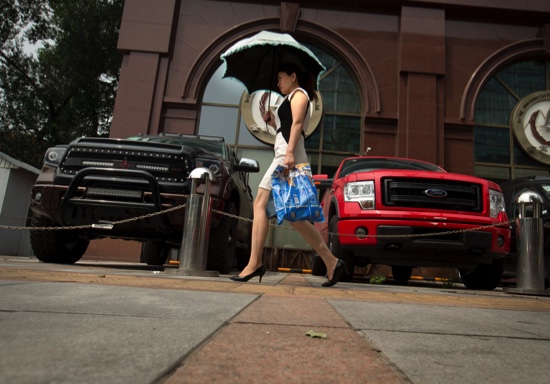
[107,0,550,256]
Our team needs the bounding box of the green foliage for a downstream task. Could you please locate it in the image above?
[369,274,386,284]
[0,0,124,168]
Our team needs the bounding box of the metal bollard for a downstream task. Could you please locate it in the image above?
[504,191,549,296]
[167,167,219,277]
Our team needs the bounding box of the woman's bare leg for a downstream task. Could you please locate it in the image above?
[237,187,270,276]
[290,221,339,280]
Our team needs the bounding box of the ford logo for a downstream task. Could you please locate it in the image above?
[424,188,448,198]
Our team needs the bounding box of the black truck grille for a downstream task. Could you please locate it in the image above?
[383,177,482,212]
[60,146,192,183]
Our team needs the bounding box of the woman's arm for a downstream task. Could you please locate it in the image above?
[284,90,309,168]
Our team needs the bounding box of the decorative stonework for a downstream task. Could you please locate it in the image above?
[280,2,300,33]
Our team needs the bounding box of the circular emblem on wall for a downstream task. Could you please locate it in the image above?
[240,90,323,146]
[511,90,550,165]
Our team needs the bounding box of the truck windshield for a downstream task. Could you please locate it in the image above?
[339,158,444,178]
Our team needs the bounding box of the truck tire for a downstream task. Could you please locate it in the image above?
[459,258,504,290]
[391,265,413,284]
[329,216,354,282]
[30,215,88,264]
[141,241,169,266]
[207,201,237,274]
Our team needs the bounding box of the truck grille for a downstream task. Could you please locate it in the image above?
[383,178,482,212]
[59,146,192,183]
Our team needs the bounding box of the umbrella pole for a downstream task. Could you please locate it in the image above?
[266,50,276,132]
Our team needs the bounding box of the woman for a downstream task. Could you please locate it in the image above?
[230,63,346,287]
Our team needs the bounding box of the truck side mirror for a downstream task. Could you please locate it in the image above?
[235,158,260,173]
[312,174,333,192]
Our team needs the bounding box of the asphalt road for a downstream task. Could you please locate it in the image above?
[1,256,550,384]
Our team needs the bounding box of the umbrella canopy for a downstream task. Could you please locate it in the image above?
[220,30,325,94]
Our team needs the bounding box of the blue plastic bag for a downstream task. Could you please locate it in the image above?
[270,163,325,225]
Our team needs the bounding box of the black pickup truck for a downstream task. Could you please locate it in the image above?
[29,133,259,273]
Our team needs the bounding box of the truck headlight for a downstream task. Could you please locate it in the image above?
[344,181,375,209]
[44,147,67,166]
[489,189,505,218]
[195,158,222,178]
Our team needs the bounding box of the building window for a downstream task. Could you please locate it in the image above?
[474,60,550,182]
[304,46,362,177]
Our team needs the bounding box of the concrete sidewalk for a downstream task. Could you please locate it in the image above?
[163,274,404,384]
[1,258,550,384]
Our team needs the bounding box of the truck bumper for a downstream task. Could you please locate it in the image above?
[337,219,510,267]
[30,183,225,241]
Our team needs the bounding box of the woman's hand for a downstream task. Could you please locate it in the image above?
[284,152,295,169]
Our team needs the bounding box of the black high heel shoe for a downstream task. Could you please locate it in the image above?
[322,259,346,287]
[229,266,266,283]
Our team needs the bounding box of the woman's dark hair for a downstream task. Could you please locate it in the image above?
[277,63,319,101]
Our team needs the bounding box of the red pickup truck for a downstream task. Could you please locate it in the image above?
[313,156,511,290]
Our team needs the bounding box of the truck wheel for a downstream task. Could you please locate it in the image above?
[329,216,354,282]
[141,241,169,266]
[30,215,88,264]
[459,259,504,290]
[207,201,237,274]
[392,266,413,284]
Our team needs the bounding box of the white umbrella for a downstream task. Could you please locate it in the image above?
[220,30,325,94]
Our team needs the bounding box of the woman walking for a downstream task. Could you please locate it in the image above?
[230,63,346,287]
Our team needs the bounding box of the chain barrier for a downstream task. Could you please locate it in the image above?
[211,208,515,238]
[0,204,186,231]
[0,205,516,239]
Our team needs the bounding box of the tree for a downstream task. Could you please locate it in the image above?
[0,0,124,168]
